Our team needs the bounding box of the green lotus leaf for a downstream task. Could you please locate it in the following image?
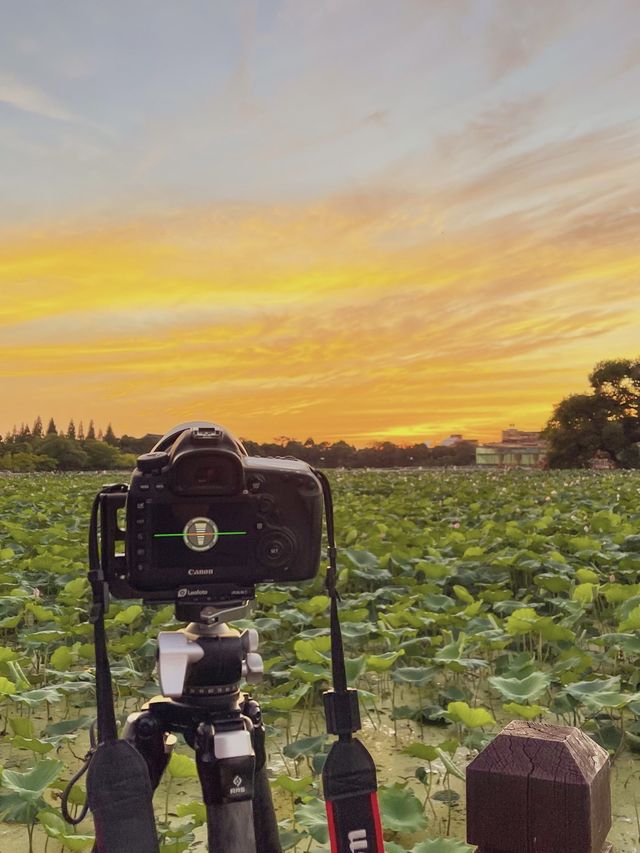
[297,595,330,616]
[572,582,598,605]
[435,748,465,780]
[534,573,571,593]
[564,677,638,711]
[166,752,197,779]
[267,684,310,711]
[378,783,427,833]
[256,589,289,605]
[9,716,34,738]
[535,618,575,643]
[0,675,17,695]
[13,687,63,707]
[291,663,331,683]
[452,585,474,604]
[619,604,640,631]
[2,758,63,798]
[488,672,550,702]
[23,629,68,644]
[273,774,313,794]
[345,655,366,683]
[568,536,602,553]
[392,666,437,686]
[402,742,439,762]
[294,799,328,844]
[575,568,599,584]
[10,736,54,754]
[294,637,331,663]
[462,546,485,559]
[601,583,640,603]
[366,650,404,672]
[37,808,94,848]
[504,607,539,635]
[111,604,143,626]
[446,701,495,729]
[0,646,19,663]
[49,646,74,671]
[622,535,640,552]
[175,801,206,824]
[282,735,328,759]
[597,633,640,654]
[502,702,547,720]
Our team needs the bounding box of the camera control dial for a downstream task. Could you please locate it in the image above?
[137,451,170,473]
[257,529,296,569]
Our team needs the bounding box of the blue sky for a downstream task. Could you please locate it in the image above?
[2,1,638,222]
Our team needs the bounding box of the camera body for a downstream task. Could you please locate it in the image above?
[100,422,323,604]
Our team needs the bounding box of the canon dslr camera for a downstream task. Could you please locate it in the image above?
[100,422,323,604]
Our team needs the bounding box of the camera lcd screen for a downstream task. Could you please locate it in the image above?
[149,502,252,571]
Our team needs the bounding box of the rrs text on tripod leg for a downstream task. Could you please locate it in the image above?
[195,720,258,853]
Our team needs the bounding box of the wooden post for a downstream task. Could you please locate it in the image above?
[466,721,613,853]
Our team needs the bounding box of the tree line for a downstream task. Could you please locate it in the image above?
[0,417,476,472]
[0,418,138,472]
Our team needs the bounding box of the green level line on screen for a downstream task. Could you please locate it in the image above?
[153,531,248,538]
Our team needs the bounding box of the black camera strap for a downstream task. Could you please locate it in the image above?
[61,487,160,853]
[313,471,385,853]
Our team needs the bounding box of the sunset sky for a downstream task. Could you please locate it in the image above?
[1,1,639,445]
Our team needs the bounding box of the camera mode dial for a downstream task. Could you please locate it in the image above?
[137,451,170,473]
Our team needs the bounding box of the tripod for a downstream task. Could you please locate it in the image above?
[123,596,282,853]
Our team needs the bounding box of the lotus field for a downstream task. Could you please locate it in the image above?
[0,469,639,852]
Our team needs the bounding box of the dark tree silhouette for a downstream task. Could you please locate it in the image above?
[103,423,117,445]
[545,357,640,468]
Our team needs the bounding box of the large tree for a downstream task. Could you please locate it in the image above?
[545,358,640,468]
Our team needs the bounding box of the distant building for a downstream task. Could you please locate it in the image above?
[476,427,547,467]
[439,434,479,447]
[589,450,617,470]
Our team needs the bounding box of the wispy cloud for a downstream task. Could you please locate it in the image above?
[0,73,76,122]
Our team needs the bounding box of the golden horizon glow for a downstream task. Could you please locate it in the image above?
[2,191,639,447]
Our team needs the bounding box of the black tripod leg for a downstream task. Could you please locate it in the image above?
[252,765,281,853]
[243,697,281,853]
[124,710,171,791]
[206,800,257,853]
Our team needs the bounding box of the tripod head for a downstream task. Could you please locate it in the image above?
[158,596,263,701]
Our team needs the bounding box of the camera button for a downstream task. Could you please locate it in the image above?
[257,529,296,568]
[258,496,274,513]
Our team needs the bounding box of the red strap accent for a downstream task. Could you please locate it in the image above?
[370,792,385,852]
[325,800,338,852]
